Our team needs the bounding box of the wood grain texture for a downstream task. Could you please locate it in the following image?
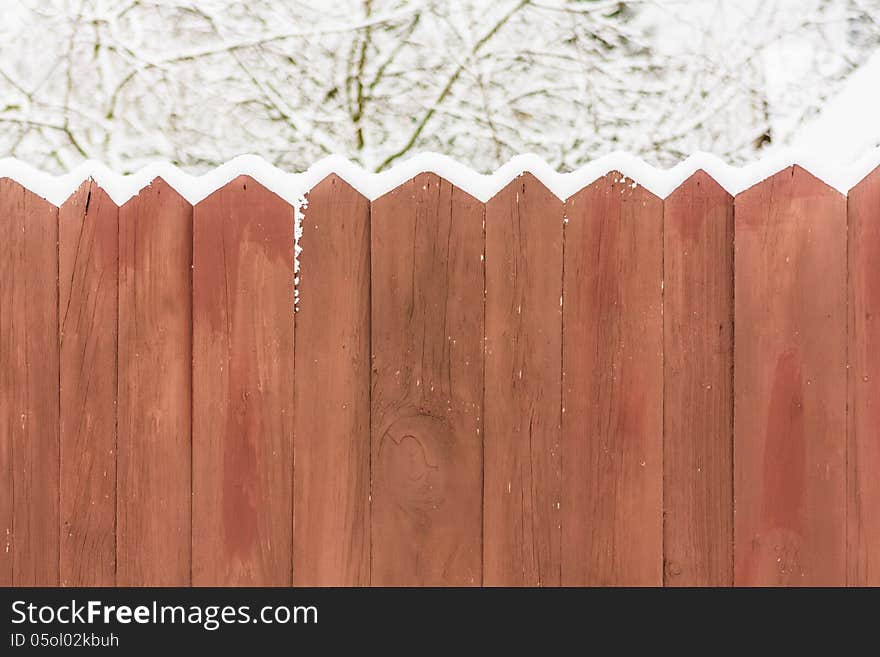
[192,176,295,586]
[0,179,60,586]
[733,166,846,587]
[0,183,12,586]
[117,179,192,586]
[663,171,734,586]
[561,172,663,586]
[293,175,370,586]
[370,173,483,586]
[847,167,880,586]
[484,174,562,586]
[58,181,118,586]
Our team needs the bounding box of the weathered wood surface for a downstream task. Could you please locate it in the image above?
[0,180,60,586]
[370,173,484,586]
[58,181,118,586]
[733,167,846,587]
[847,168,880,586]
[192,177,295,586]
[663,171,734,586]
[0,166,873,587]
[117,179,193,586]
[484,174,563,586]
[561,172,664,586]
[293,175,371,586]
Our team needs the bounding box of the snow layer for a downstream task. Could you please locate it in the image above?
[2,148,880,208]
[789,49,880,166]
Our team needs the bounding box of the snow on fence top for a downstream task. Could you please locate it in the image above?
[2,148,880,207]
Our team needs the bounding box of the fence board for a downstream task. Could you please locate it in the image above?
[663,171,734,586]
[733,166,846,586]
[561,172,663,586]
[370,173,483,586]
[0,183,12,586]
[58,181,118,586]
[293,175,370,586]
[117,179,192,586]
[0,180,60,586]
[847,167,880,586]
[192,176,295,586]
[484,174,562,586]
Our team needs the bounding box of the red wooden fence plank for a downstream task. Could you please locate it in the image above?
[117,179,192,586]
[663,171,734,586]
[0,184,15,586]
[0,180,60,586]
[58,181,118,586]
[847,167,880,586]
[192,176,295,586]
[370,173,483,586]
[561,172,663,586]
[733,166,846,586]
[0,183,12,586]
[484,174,563,586]
[293,175,370,586]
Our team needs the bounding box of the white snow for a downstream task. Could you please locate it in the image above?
[294,193,307,312]
[2,1,877,178]
[788,49,880,168]
[0,154,308,207]
[1,148,879,211]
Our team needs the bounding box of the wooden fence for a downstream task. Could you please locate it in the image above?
[0,165,877,587]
